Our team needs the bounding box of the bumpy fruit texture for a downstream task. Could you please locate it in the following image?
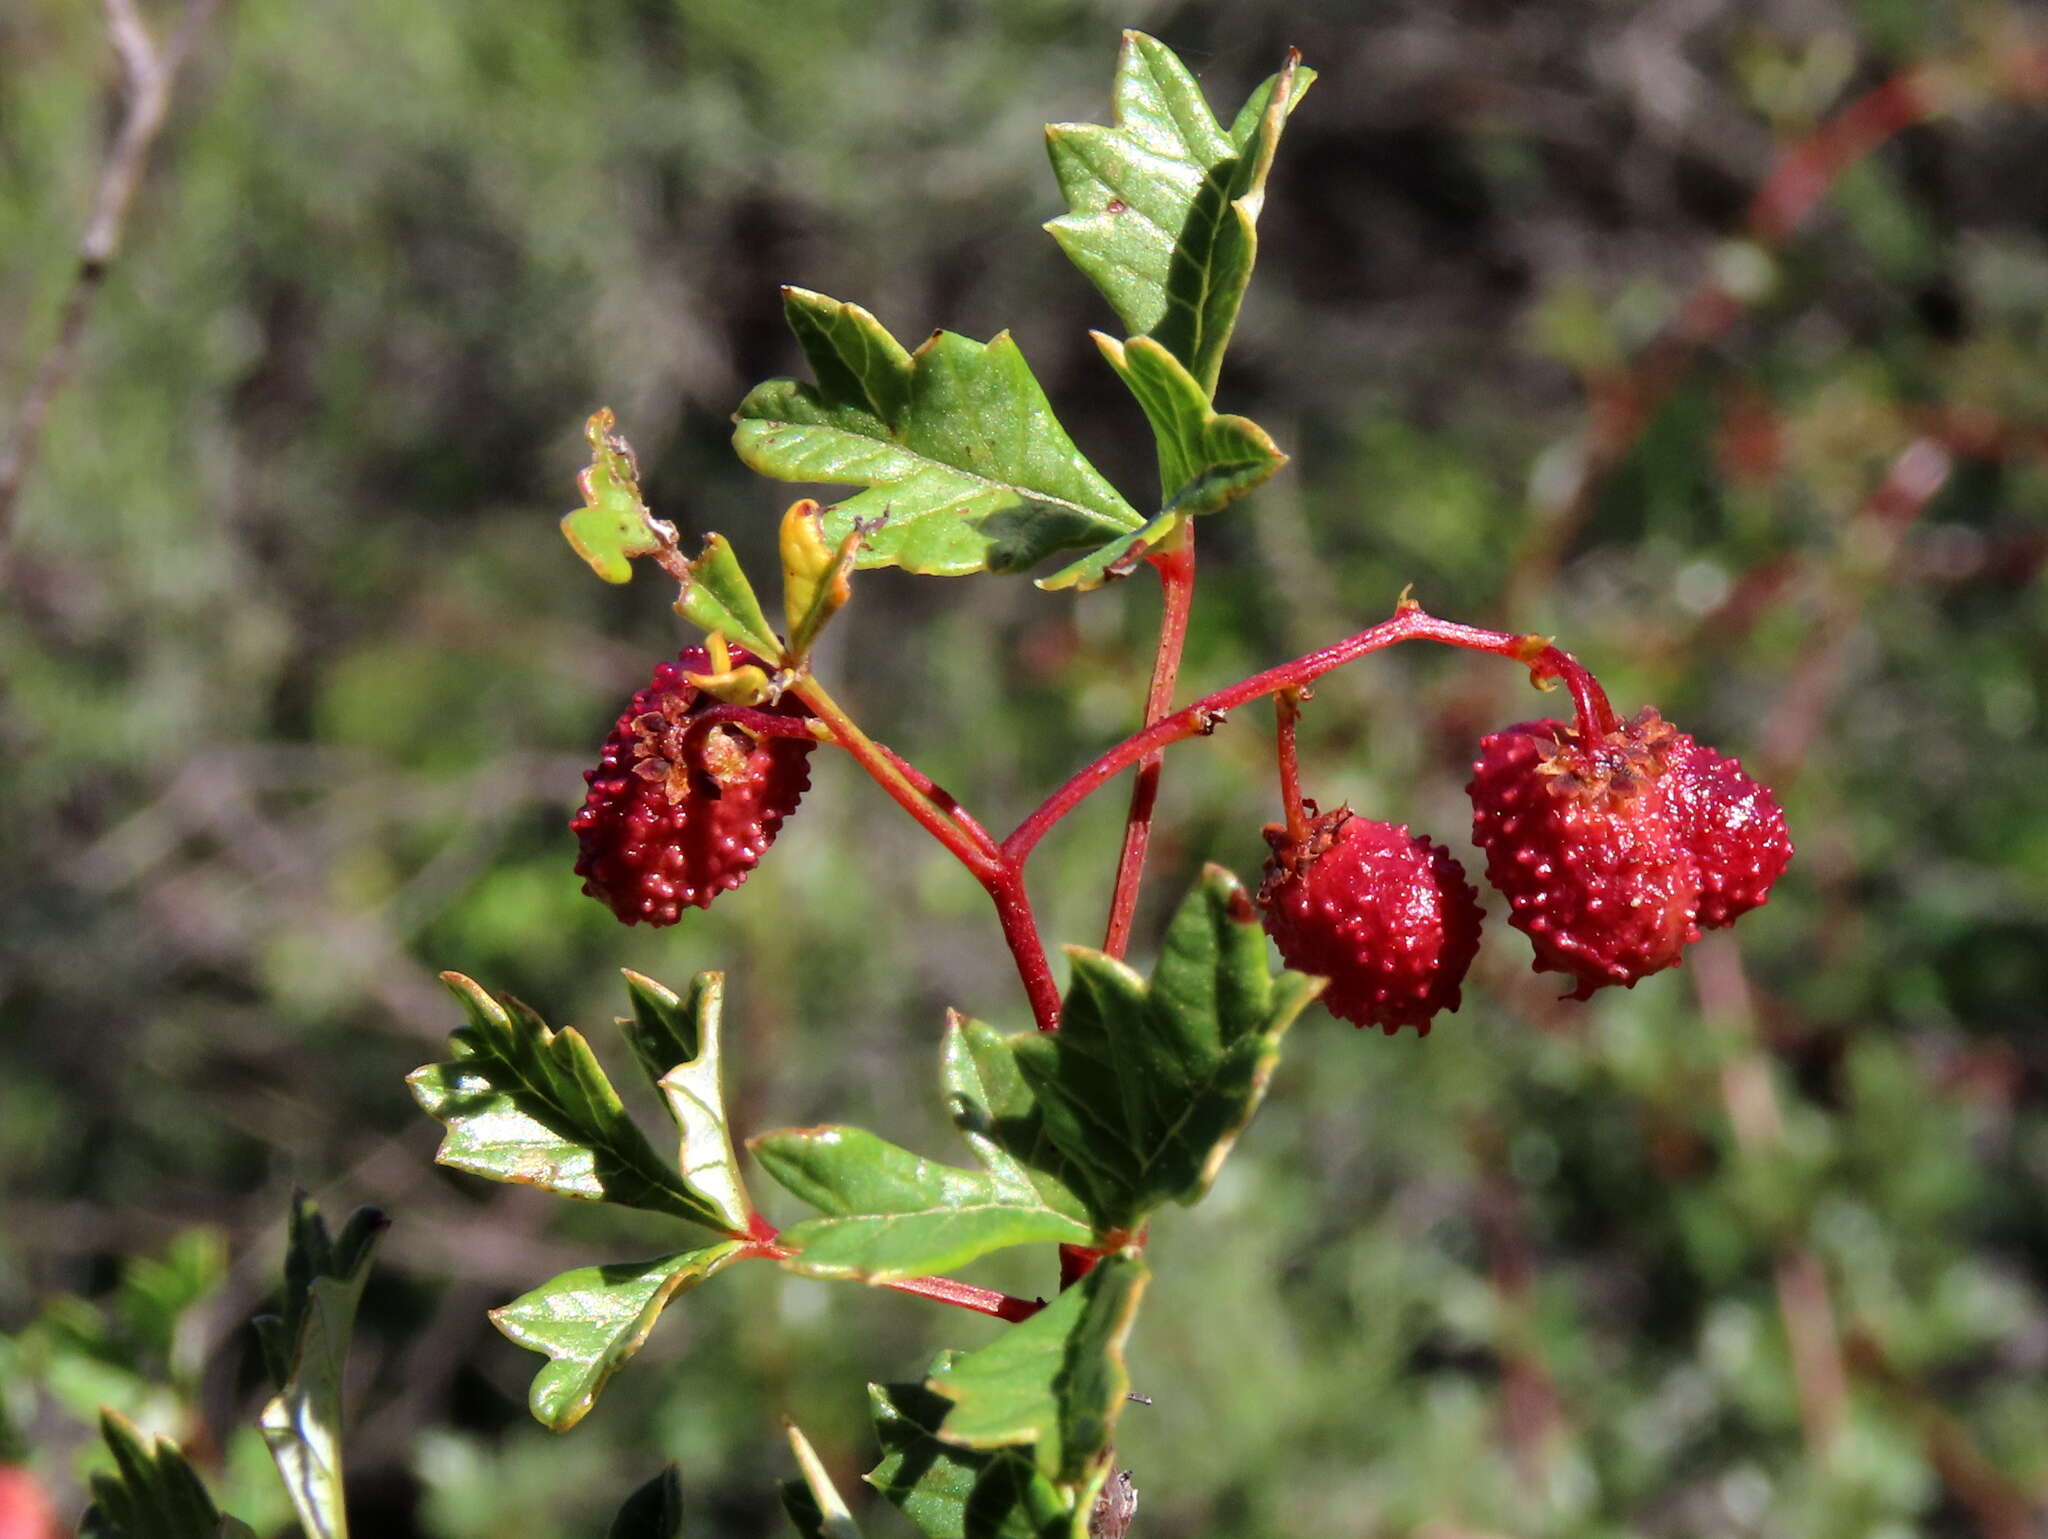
[1258,808,1483,1034]
[572,648,815,925]
[1467,709,1790,997]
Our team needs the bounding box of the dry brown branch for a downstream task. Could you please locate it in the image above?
[0,0,224,552]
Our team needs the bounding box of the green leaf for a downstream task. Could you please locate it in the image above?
[1007,866,1322,1235]
[1045,34,1313,393]
[673,533,783,659]
[408,974,735,1232]
[492,1243,746,1432]
[619,970,754,1235]
[255,1195,387,1539]
[734,288,1143,578]
[749,1123,1090,1284]
[1037,336,1284,593]
[780,1422,867,1539]
[608,1466,685,1539]
[81,1410,236,1539]
[866,1369,1071,1539]
[942,1014,1089,1224]
[562,408,673,584]
[927,1255,1148,1485]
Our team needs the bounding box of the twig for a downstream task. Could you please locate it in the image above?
[0,0,224,551]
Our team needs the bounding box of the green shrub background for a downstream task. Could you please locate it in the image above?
[4,2,2047,1535]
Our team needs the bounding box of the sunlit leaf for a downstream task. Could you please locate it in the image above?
[562,409,672,584]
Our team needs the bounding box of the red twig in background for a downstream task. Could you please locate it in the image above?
[0,0,224,557]
[1101,530,1197,960]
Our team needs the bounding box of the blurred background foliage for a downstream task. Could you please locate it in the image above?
[4,0,2048,1535]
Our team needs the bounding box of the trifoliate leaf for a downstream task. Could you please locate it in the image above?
[562,409,673,584]
[491,1243,746,1431]
[408,974,737,1233]
[254,1195,386,1539]
[1045,34,1313,394]
[780,1422,867,1539]
[619,970,754,1235]
[608,1466,685,1539]
[927,1254,1148,1485]
[1007,866,1321,1235]
[749,1123,1090,1284]
[866,1367,1071,1539]
[734,288,1144,578]
[81,1411,241,1539]
[672,533,783,660]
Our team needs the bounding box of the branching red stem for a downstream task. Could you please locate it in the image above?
[1005,607,1613,868]
[1273,691,1309,843]
[1101,532,1197,959]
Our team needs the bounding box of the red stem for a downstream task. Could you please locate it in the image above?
[1273,691,1309,842]
[1101,532,1197,959]
[742,1224,1044,1322]
[1004,606,1613,868]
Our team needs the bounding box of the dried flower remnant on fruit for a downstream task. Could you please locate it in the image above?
[1468,708,1790,997]
[571,648,815,925]
[1258,807,1483,1034]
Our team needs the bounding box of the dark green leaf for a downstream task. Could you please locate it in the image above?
[866,1370,1072,1539]
[492,1243,746,1431]
[561,408,673,584]
[927,1254,1148,1485]
[408,974,736,1232]
[1007,866,1321,1234]
[942,1014,1089,1224]
[81,1411,233,1539]
[734,288,1143,578]
[608,1466,685,1539]
[1045,34,1313,393]
[673,533,783,659]
[749,1124,1089,1283]
[257,1194,387,1539]
[781,1422,867,1539]
[619,970,754,1235]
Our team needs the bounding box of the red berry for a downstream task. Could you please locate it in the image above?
[1467,712,1702,999]
[1661,731,1793,929]
[571,648,815,925]
[1257,808,1483,1034]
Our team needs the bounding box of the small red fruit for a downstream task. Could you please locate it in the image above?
[1467,711,1703,998]
[1258,808,1483,1034]
[1660,731,1793,929]
[572,648,815,925]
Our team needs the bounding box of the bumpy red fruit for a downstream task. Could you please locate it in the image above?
[1257,808,1483,1034]
[572,649,815,925]
[1661,731,1793,929]
[1468,712,1702,998]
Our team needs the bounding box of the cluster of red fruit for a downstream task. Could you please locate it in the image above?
[1259,708,1792,1032]
[572,651,1791,1036]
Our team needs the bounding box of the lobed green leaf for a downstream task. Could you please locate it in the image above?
[620,970,754,1235]
[491,1244,746,1431]
[561,408,671,584]
[408,974,737,1232]
[1045,33,1313,394]
[734,288,1143,578]
[1006,866,1322,1235]
[672,533,782,659]
[866,1367,1072,1539]
[927,1254,1148,1486]
[81,1411,246,1539]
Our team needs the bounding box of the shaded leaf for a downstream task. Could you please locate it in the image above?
[928,1254,1148,1485]
[608,1466,685,1539]
[780,1421,867,1539]
[619,970,754,1235]
[408,974,735,1232]
[866,1369,1071,1539]
[562,409,672,584]
[673,533,782,659]
[734,288,1143,578]
[255,1195,387,1539]
[749,1124,1089,1283]
[492,1243,746,1431]
[1007,867,1321,1234]
[80,1411,239,1539]
[1045,34,1313,392]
